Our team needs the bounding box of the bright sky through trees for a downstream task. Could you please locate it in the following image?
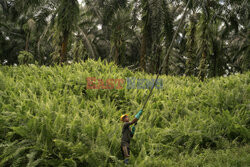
[78,0,83,5]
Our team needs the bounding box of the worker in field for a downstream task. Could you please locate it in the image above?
[120,109,143,164]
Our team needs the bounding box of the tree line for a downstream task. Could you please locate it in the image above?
[0,0,249,80]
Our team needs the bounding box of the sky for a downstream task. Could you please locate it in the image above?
[78,0,83,5]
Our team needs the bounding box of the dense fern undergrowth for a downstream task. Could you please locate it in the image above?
[0,60,249,167]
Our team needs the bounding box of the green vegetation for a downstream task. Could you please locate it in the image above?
[0,60,249,166]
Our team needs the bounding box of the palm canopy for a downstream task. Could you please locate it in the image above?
[0,0,249,75]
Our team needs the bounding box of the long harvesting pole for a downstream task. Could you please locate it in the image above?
[141,0,191,110]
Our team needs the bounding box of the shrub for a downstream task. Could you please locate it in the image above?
[0,60,249,166]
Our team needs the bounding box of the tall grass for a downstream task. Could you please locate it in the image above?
[0,59,249,166]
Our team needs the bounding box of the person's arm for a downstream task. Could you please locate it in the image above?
[129,109,143,125]
[129,118,138,125]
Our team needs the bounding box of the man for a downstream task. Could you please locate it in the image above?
[120,109,143,164]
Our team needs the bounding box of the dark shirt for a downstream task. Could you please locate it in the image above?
[121,122,133,146]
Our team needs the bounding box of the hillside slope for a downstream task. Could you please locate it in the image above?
[0,60,249,166]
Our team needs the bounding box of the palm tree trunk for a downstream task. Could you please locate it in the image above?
[60,30,69,63]
[213,53,217,77]
[150,44,157,74]
[78,27,96,59]
[199,52,206,81]
[185,16,196,76]
[156,46,162,73]
[25,32,30,51]
[140,0,150,72]
[165,54,170,75]
[114,45,119,64]
[140,34,146,71]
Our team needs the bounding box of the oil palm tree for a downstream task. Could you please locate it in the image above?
[110,9,131,64]
[56,0,79,63]
[140,0,174,73]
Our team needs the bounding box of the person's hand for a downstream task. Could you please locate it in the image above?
[135,109,143,119]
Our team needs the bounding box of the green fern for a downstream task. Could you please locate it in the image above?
[0,60,249,166]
